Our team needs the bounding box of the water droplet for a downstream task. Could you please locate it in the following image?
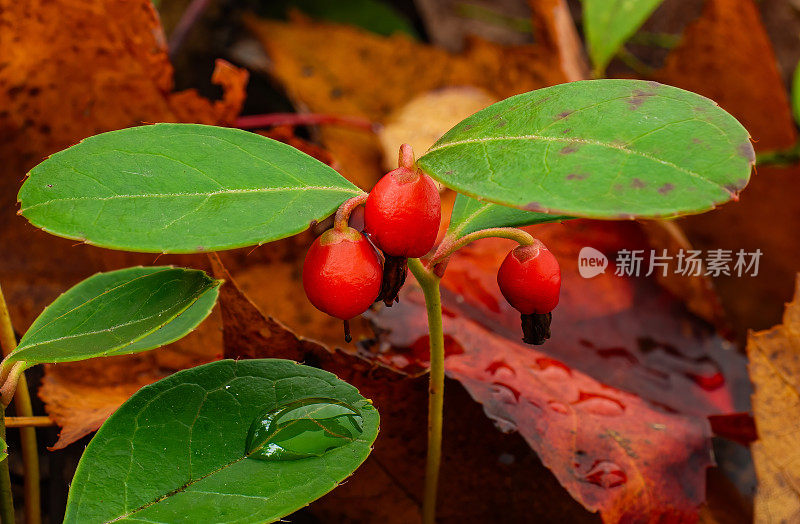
[532,358,571,380]
[491,415,517,433]
[583,460,627,488]
[573,392,625,416]
[490,383,520,404]
[246,397,363,461]
[486,361,516,381]
[548,401,569,414]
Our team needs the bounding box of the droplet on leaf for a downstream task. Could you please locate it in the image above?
[573,392,625,416]
[246,397,363,461]
[485,360,516,381]
[490,383,520,404]
[583,460,627,488]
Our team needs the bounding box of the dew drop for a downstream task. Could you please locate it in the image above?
[491,415,518,433]
[583,460,627,488]
[573,392,625,416]
[246,397,363,461]
[486,361,516,381]
[532,358,572,380]
[490,383,520,404]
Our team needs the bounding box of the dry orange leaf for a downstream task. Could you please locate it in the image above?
[0,0,247,447]
[656,0,800,340]
[748,275,800,522]
[245,10,573,189]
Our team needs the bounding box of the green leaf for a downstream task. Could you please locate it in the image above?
[6,267,219,366]
[582,0,666,74]
[792,59,800,126]
[18,123,363,253]
[0,437,6,462]
[262,0,419,38]
[418,80,754,220]
[64,359,379,524]
[447,193,569,239]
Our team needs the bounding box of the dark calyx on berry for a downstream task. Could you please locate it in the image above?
[496,239,561,345]
[302,226,383,331]
[364,165,441,259]
[376,254,407,306]
[521,312,552,345]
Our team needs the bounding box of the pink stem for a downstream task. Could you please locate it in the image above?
[167,0,211,60]
[235,113,375,132]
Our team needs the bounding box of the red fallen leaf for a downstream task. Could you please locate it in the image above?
[365,220,751,520]
[370,220,748,417]
[369,280,712,521]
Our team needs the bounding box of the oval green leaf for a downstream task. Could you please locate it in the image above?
[583,0,666,74]
[18,123,363,253]
[447,193,570,240]
[0,437,6,462]
[5,266,219,366]
[418,80,754,219]
[64,359,379,524]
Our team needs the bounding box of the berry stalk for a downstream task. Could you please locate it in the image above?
[430,227,536,266]
[408,258,444,524]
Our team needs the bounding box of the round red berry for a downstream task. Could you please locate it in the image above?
[302,227,382,319]
[497,240,561,314]
[364,166,441,258]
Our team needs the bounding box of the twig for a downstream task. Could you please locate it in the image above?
[167,0,211,60]
[4,417,54,429]
[0,283,40,524]
[0,412,12,524]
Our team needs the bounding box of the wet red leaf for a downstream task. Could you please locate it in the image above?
[366,219,750,521]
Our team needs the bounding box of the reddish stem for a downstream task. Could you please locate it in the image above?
[235,113,375,132]
[334,194,369,232]
[398,143,415,169]
[167,0,211,60]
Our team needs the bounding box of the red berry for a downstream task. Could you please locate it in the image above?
[497,240,561,314]
[364,166,441,258]
[303,227,382,319]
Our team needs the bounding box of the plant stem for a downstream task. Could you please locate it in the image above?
[333,193,369,232]
[408,258,444,524]
[430,227,536,265]
[4,417,54,429]
[235,113,375,132]
[0,283,40,524]
[0,411,13,524]
[167,0,211,60]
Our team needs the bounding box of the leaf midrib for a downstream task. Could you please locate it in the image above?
[20,186,363,214]
[424,135,733,195]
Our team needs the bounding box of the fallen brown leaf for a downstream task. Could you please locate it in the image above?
[656,0,800,340]
[0,0,247,448]
[748,275,800,522]
[245,8,573,189]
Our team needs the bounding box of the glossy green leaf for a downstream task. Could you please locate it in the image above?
[447,193,569,239]
[65,359,379,524]
[0,437,6,462]
[18,124,363,253]
[6,266,219,366]
[418,80,754,219]
[582,0,666,74]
